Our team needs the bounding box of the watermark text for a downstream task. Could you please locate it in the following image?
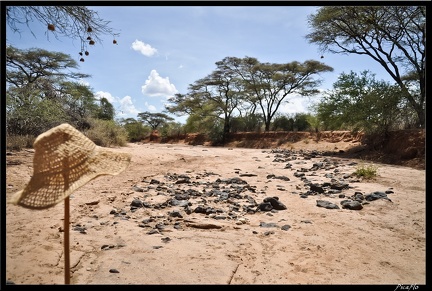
[394,284,419,291]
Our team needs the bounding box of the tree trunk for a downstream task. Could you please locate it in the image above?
[222,118,230,144]
[264,120,271,132]
[415,105,425,128]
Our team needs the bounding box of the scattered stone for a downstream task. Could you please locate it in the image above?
[365,191,392,202]
[239,173,258,177]
[161,237,171,243]
[260,222,278,228]
[92,150,397,244]
[257,202,273,212]
[310,183,325,193]
[263,197,287,210]
[316,200,340,209]
[186,223,223,229]
[281,224,291,231]
[340,200,363,210]
[132,185,144,192]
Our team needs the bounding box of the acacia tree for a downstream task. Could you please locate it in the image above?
[166,62,245,142]
[6,46,105,135]
[221,56,333,131]
[6,45,90,86]
[306,6,425,127]
[137,112,174,130]
[6,6,119,61]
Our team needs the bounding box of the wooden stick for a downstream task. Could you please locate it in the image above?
[64,155,70,285]
[64,196,70,284]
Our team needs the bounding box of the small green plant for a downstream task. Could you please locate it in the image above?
[354,163,378,179]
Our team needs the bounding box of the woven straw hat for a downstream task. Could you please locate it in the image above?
[9,123,131,209]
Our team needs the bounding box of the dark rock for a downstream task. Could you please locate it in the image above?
[281,224,291,231]
[168,210,183,218]
[132,185,144,192]
[130,199,144,208]
[352,192,365,201]
[365,191,392,202]
[186,223,223,229]
[263,197,287,210]
[294,172,305,178]
[170,199,190,207]
[175,179,190,184]
[259,222,278,228]
[300,220,312,224]
[161,237,171,243]
[341,200,363,210]
[193,205,208,214]
[217,177,248,184]
[310,183,325,193]
[239,173,258,177]
[330,182,349,190]
[257,202,273,211]
[316,200,340,209]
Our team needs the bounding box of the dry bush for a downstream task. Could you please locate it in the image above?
[84,119,128,147]
[6,134,35,151]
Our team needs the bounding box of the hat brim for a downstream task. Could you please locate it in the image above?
[9,124,131,209]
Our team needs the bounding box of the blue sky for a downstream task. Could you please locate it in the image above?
[6,5,394,123]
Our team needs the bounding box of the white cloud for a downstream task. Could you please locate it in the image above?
[141,70,178,97]
[94,91,116,103]
[95,92,140,118]
[279,94,312,115]
[144,102,157,112]
[119,95,140,116]
[131,40,158,57]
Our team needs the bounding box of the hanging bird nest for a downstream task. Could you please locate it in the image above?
[113,39,118,44]
[48,24,55,31]
[87,27,93,33]
[89,40,95,45]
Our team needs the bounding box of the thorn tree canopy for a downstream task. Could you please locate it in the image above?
[306,6,425,127]
[6,6,119,61]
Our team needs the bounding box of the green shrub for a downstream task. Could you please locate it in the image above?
[354,163,378,179]
[84,118,128,147]
[123,121,150,142]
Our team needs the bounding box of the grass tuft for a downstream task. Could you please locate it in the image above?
[354,163,378,179]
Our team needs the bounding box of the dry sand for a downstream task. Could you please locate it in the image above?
[5,141,426,285]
